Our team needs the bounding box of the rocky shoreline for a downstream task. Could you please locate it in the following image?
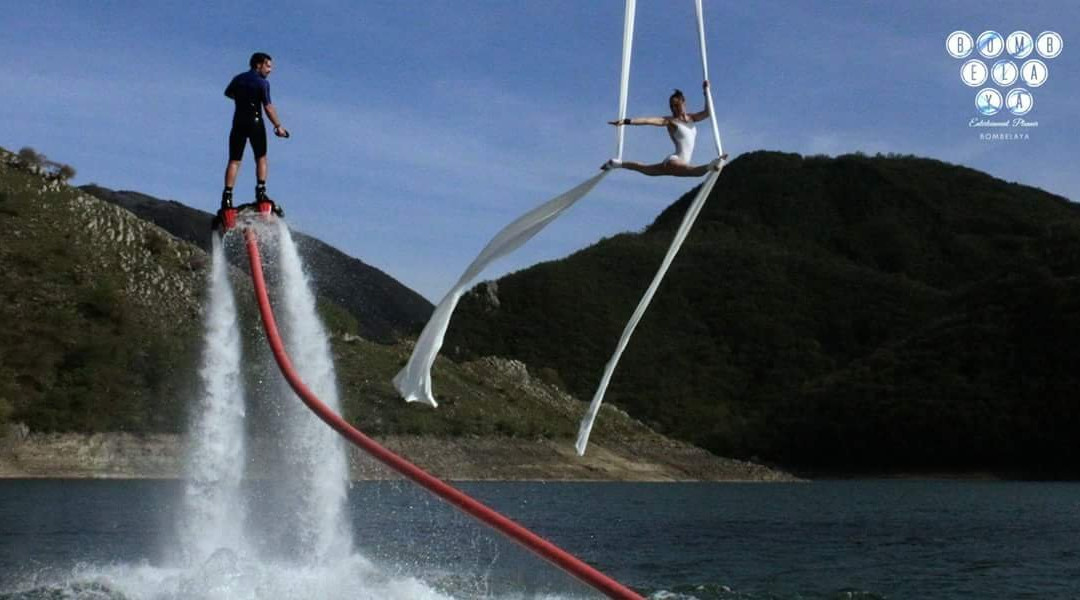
[0,429,796,482]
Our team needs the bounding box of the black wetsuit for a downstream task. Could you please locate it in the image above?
[225,69,272,161]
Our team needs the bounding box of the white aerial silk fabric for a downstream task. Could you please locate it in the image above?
[393,172,609,406]
[575,167,722,454]
[392,0,639,407]
[576,0,725,455]
[615,0,636,160]
[695,0,724,155]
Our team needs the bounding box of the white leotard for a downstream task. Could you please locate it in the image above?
[664,118,697,164]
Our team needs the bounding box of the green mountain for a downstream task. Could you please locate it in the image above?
[2,145,738,477]
[446,151,1080,475]
[0,151,204,432]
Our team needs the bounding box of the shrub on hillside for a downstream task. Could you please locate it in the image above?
[15,147,76,180]
[17,147,44,167]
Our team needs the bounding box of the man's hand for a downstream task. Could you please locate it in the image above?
[274,125,290,138]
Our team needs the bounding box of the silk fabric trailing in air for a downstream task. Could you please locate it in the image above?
[576,167,723,455]
[576,0,725,455]
[393,172,609,406]
[392,1,639,407]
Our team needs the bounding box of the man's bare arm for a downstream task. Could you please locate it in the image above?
[264,104,288,137]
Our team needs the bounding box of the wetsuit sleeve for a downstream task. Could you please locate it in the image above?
[261,79,272,106]
[225,76,237,99]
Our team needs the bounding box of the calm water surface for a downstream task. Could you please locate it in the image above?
[0,479,1078,599]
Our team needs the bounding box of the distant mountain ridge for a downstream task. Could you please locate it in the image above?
[80,185,432,343]
[446,151,1080,476]
[10,142,1079,476]
[2,144,779,481]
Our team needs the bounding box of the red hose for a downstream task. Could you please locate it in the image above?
[243,228,642,600]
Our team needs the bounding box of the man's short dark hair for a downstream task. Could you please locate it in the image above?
[250,52,273,69]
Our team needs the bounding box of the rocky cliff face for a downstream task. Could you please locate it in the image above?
[0,427,182,479]
[4,151,207,320]
[80,185,433,343]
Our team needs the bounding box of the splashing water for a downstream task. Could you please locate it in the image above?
[259,221,354,562]
[6,554,459,600]
[179,235,248,565]
[171,222,354,587]
[2,220,595,600]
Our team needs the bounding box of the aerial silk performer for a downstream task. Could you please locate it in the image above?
[603,81,726,177]
[395,0,726,459]
[577,0,726,455]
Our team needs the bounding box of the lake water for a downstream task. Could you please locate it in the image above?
[0,479,1077,599]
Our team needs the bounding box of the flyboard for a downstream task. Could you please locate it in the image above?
[213,204,642,598]
[212,197,283,233]
[393,0,726,456]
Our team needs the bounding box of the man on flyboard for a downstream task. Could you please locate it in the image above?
[221,52,289,214]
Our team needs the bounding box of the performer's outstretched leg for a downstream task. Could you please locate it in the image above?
[602,154,726,177]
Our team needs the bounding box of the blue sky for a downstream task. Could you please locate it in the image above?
[2,1,1077,302]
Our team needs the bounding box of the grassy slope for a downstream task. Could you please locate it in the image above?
[0,151,205,432]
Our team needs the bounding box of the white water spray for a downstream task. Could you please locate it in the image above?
[30,556,459,600]
[179,235,248,565]
[3,222,586,599]
[270,220,354,561]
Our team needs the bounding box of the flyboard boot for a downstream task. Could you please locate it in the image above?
[212,187,284,234]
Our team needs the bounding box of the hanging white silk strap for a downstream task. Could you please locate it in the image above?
[616,0,637,161]
[394,172,608,406]
[695,0,723,156]
[394,0,639,407]
[575,168,722,454]
[576,0,725,455]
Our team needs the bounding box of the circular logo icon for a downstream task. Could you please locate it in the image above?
[947,31,974,58]
[991,60,1019,86]
[1006,88,1034,116]
[976,88,1003,116]
[1007,31,1034,58]
[1036,31,1063,59]
[977,31,1004,58]
[1021,59,1048,87]
[961,60,988,86]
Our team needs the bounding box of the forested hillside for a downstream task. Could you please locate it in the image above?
[448,151,1080,475]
